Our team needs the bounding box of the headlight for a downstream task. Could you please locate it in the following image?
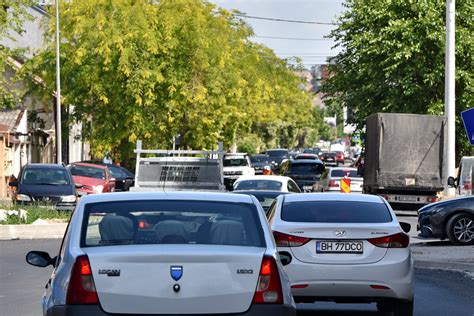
[16,194,31,202]
[61,195,77,203]
[93,185,104,193]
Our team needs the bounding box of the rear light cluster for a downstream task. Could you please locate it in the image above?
[66,255,99,304]
[328,180,339,188]
[368,232,409,248]
[463,182,472,190]
[252,256,283,304]
[273,231,310,247]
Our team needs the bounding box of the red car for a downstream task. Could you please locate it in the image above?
[68,162,115,195]
[335,151,345,165]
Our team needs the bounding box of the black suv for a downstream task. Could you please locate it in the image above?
[9,164,77,211]
[279,159,325,192]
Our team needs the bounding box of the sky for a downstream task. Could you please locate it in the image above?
[211,0,346,68]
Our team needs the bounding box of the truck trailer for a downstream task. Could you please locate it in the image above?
[363,113,446,209]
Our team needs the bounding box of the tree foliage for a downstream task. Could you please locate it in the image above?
[323,0,473,156]
[23,0,320,160]
[0,0,32,108]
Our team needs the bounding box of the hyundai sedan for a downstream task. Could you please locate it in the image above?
[267,193,414,316]
[26,192,296,316]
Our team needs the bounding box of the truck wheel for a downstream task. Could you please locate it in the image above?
[446,213,474,245]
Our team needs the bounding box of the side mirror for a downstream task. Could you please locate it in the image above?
[8,181,18,187]
[26,251,56,268]
[74,183,83,188]
[278,251,292,266]
[399,222,411,234]
[447,176,457,188]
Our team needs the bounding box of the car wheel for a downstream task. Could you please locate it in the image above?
[392,299,414,316]
[446,213,474,245]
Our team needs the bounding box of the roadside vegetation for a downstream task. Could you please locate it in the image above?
[0,204,70,225]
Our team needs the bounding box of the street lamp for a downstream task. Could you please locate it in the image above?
[55,0,62,164]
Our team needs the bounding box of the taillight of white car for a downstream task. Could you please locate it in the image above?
[273,231,310,247]
[66,255,99,304]
[252,256,283,304]
[368,232,410,248]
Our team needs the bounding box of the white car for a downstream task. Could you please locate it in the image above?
[313,167,363,193]
[223,154,255,190]
[26,192,296,316]
[267,193,414,316]
[233,175,302,193]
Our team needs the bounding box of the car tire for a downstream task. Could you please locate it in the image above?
[446,213,474,245]
[392,299,414,316]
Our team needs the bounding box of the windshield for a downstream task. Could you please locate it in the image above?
[266,150,288,158]
[234,180,283,191]
[282,201,392,223]
[289,163,325,174]
[223,158,248,167]
[21,168,70,185]
[70,165,106,180]
[250,155,269,163]
[82,200,264,247]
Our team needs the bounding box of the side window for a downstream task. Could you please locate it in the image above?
[288,180,301,193]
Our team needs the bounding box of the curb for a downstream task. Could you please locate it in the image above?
[0,223,67,240]
[414,260,474,275]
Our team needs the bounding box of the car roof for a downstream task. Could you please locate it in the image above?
[71,162,108,169]
[235,175,292,182]
[289,159,323,164]
[233,190,291,195]
[24,163,67,169]
[282,193,384,204]
[328,167,357,171]
[266,148,288,152]
[78,191,256,204]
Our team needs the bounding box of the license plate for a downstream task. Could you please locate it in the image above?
[316,241,363,254]
[398,196,417,202]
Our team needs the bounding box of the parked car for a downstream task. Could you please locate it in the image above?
[313,167,363,193]
[68,162,116,195]
[418,196,474,245]
[26,192,296,316]
[232,190,291,214]
[223,154,255,190]
[319,152,338,167]
[9,164,77,211]
[83,161,135,191]
[266,149,290,173]
[249,154,273,175]
[294,153,319,160]
[267,193,414,315]
[279,159,325,192]
[233,175,301,193]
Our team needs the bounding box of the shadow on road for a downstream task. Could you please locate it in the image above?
[296,303,386,315]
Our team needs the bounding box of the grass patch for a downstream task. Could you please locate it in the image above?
[0,204,71,225]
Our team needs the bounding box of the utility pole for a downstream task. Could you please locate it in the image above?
[55,0,62,164]
[444,0,456,196]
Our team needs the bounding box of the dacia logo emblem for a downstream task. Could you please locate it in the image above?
[170,266,183,281]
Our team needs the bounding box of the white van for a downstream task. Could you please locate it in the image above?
[450,156,474,196]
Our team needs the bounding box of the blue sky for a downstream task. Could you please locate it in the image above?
[211,0,345,67]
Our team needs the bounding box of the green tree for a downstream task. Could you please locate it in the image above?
[0,0,32,108]
[23,0,320,161]
[323,0,473,156]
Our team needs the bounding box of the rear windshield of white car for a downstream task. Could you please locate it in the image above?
[81,200,265,247]
[281,201,392,223]
[234,180,283,191]
[330,170,361,178]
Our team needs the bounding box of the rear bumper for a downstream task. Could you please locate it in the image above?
[46,304,296,316]
[284,249,414,302]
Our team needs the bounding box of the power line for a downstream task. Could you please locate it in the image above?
[235,13,338,26]
[253,35,332,41]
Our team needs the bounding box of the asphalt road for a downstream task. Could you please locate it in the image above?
[1,239,473,316]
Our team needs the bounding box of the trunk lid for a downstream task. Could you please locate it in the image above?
[85,245,264,314]
[282,223,399,265]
